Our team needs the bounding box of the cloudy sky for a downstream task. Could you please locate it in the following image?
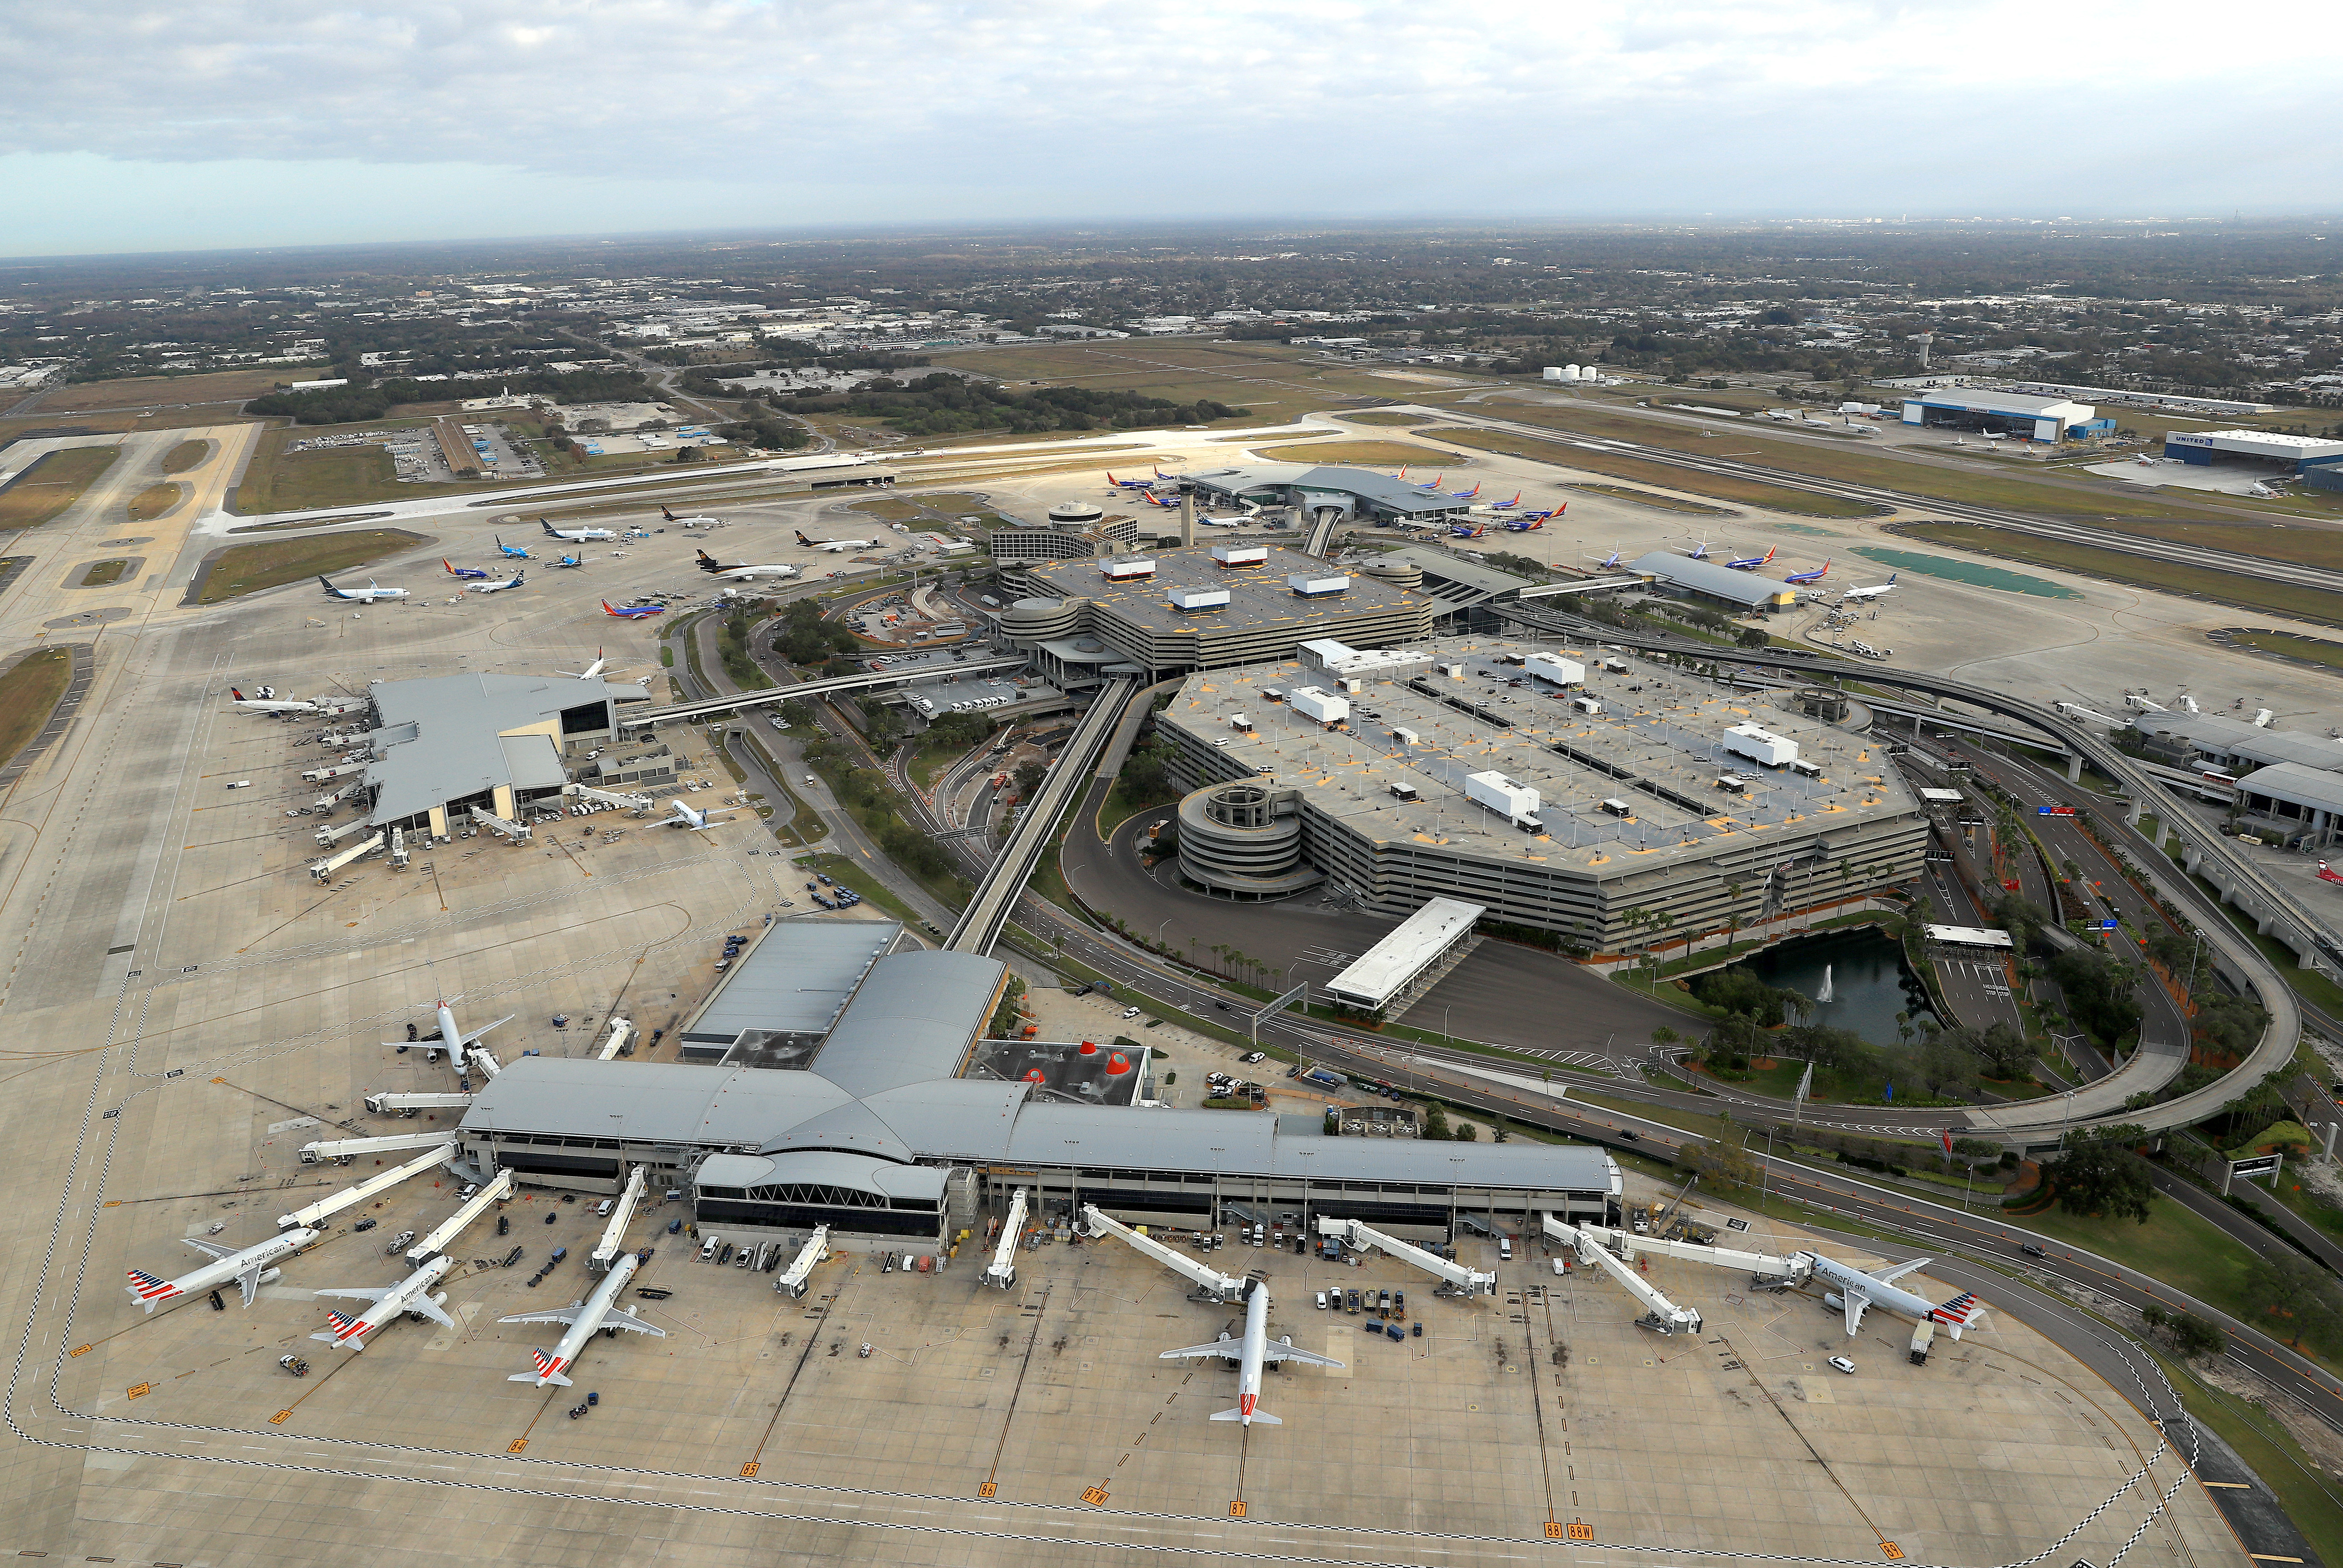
[6,0,2340,256]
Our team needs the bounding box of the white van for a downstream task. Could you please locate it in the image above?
[595,1198,614,1217]
[1552,1257,1566,1277]
[1499,1236,1513,1262]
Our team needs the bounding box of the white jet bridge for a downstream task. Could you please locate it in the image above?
[588,1166,647,1272]
[308,833,382,881]
[465,1042,503,1081]
[315,817,373,849]
[278,1145,458,1229]
[314,781,361,811]
[566,783,653,813]
[405,1170,514,1266]
[982,1189,1029,1289]
[1569,1224,1703,1336]
[1082,1204,1246,1302]
[469,806,531,843]
[363,1090,476,1116]
[1317,1216,1497,1297]
[595,1017,635,1061]
[1564,1220,1808,1284]
[774,1226,831,1299]
[298,1129,458,1166]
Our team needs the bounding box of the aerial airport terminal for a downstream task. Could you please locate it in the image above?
[0,349,2324,1568]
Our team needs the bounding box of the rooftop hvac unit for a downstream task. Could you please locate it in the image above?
[1289,686,1350,724]
[1722,721,1799,768]
[1230,714,1253,731]
[1101,556,1156,581]
[1437,662,1464,679]
[1464,769,1540,827]
[1167,587,1230,612]
[1210,544,1268,567]
[1288,573,1350,597]
[1525,652,1585,686]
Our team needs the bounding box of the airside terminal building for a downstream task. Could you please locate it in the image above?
[452,921,1622,1252]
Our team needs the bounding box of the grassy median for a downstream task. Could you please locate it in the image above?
[0,648,73,767]
[0,447,118,530]
[194,529,417,604]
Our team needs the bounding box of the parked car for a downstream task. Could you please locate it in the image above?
[1827,1356,1856,1375]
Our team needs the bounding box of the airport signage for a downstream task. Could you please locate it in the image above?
[2230,1155,2283,1181]
[2038,806,2076,817]
[2101,920,2119,931]
[1725,1217,1750,1232]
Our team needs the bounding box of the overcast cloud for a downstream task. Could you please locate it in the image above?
[5,0,2340,255]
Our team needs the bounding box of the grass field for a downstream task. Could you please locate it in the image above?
[2232,629,2343,670]
[1460,396,2241,522]
[1341,411,1433,426]
[1565,481,1735,515]
[195,529,416,605]
[126,482,181,521]
[1251,439,1442,466]
[33,366,333,413]
[75,560,131,587]
[1428,426,1880,518]
[1897,521,2343,626]
[2053,516,2343,572]
[931,339,1439,425]
[0,447,119,530]
[0,648,73,767]
[160,439,211,474]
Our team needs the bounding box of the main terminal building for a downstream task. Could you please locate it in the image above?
[1156,636,1927,956]
[453,919,1621,1252]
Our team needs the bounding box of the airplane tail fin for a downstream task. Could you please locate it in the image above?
[541,520,557,535]
[317,575,336,591]
[1931,1292,1986,1338]
[661,506,676,520]
[1763,547,1776,563]
[1211,1407,1279,1425]
[230,688,246,702]
[125,1269,176,1308]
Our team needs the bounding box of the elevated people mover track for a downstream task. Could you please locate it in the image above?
[1494,600,2320,1138]
[641,655,1029,727]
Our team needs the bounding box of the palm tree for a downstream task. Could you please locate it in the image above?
[1723,880,1746,952]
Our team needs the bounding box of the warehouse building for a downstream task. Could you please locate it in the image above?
[453,925,1622,1249]
[355,672,654,837]
[2162,430,2343,476]
[1157,637,1926,953]
[1630,551,1800,614]
[995,543,1435,678]
[1898,388,2107,442]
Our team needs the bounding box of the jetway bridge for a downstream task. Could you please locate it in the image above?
[1083,1205,1247,1302]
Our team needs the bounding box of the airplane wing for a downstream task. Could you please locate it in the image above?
[182,1237,239,1262]
[1158,1336,1239,1360]
[236,1264,268,1307]
[312,1287,390,1303]
[1841,1288,1871,1336]
[410,1295,456,1330]
[497,1306,583,1328]
[1261,1341,1344,1369]
[1868,1258,1930,1287]
[602,1308,666,1338]
[457,1014,516,1047]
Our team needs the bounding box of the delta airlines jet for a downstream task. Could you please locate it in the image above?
[126,1227,318,1313]
[501,1253,665,1386]
[1158,1278,1341,1427]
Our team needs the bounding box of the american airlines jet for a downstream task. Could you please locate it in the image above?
[311,1255,456,1350]
[501,1253,665,1385]
[126,1227,319,1313]
[1810,1252,1987,1339]
[1158,1277,1341,1427]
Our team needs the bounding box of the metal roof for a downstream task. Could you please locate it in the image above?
[683,919,901,1044]
[361,672,641,825]
[1184,464,1471,518]
[2235,761,2343,815]
[1026,544,1427,637]
[1366,547,1537,610]
[697,1150,946,1202]
[1904,389,2091,420]
[1325,897,1486,1008]
[807,950,1006,1096]
[2134,711,2343,774]
[1629,551,1794,608]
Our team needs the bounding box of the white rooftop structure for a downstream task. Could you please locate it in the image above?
[1324,897,1486,1012]
[1923,925,2014,949]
